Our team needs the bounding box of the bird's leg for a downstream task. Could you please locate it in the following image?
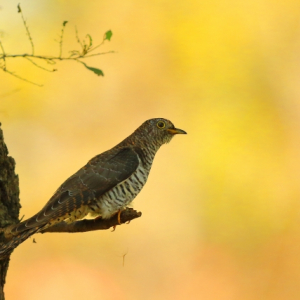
[111,209,122,232]
[117,209,122,225]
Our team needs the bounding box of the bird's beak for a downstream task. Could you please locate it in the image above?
[167,128,187,135]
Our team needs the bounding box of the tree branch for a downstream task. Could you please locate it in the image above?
[40,208,142,234]
[1,51,115,61]
[0,5,114,86]
[0,208,142,263]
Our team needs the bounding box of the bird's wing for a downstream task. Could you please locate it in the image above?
[12,147,140,233]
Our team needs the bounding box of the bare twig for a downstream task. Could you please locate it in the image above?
[24,57,57,72]
[17,4,34,55]
[75,26,84,51]
[0,41,6,70]
[59,21,68,58]
[3,69,43,87]
[89,42,104,53]
[88,36,106,53]
[81,51,115,58]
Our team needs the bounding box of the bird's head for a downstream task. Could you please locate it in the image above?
[138,118,187,146]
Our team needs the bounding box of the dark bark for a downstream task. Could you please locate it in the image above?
[0,123,20,300]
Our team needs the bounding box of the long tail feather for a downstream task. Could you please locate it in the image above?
[0,227,40,260]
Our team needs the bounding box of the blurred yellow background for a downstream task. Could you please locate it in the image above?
[1,0,300,299]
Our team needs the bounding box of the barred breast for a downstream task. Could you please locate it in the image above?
[90,160,150,219]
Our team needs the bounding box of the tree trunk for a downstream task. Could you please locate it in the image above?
[0,123,20,300]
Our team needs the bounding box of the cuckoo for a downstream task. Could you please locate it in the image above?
[0,118,186,257]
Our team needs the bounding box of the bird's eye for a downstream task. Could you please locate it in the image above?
[156,121,166,129]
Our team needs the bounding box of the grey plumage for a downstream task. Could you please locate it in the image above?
[0,118,186,258]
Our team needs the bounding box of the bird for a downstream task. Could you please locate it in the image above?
[0,118,186,258]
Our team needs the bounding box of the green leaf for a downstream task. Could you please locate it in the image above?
[17,4,21,13]
[80,62,104,76]
[86,34,93,47]
[104,30,113,41]
[63,21,68,26]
